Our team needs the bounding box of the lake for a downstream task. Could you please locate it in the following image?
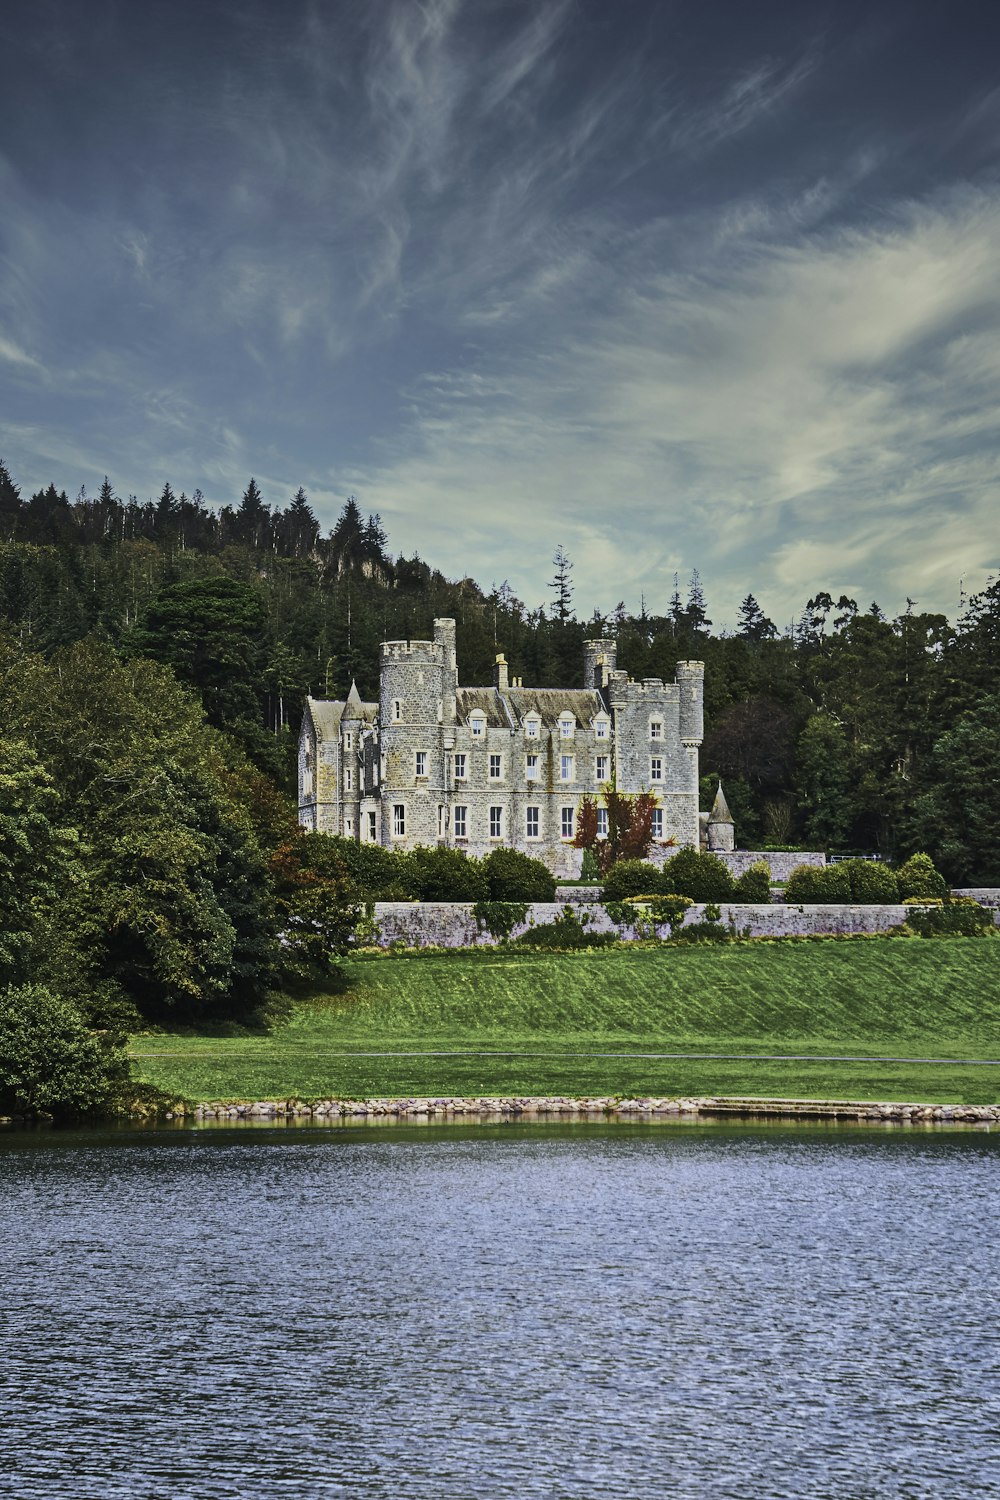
[1,1120,998,1498]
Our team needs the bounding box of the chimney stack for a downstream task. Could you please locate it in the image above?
[495,653,509,690]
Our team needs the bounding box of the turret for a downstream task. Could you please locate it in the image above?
[676,661,704,744]
[583,639,617,691]
[707,781,735,853]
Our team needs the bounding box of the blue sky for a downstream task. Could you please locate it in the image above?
[1,0,999,626]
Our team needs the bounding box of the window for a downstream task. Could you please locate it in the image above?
[525,715,540,739]
[595,717,609,740]
[344,767,352,790]
[489,806,503,839]
[596,807,608,839]
[650,757,663,782]
[345,817,353,834]
[560,806,575,840]
[526,806,540,839]
[470,713,485,738]
[392,699,403,722]
[368,811,377,841]
[437,805,445,838]
[454,805,468,839]
[415,751,427,778]
[650,719,663,741]
[392,804,406,837]
[525,754,539,780]
[343,732,353,751]
[558,715,575,739]
[560,754,574,781]
[596,755,609,782]
[652,808,664,840]
[454,753,466,780]
[489,754,502,780]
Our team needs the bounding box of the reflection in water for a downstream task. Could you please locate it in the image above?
[1,1124,998,1498]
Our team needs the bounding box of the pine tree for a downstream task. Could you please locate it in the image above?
[735,594,776,641]
[549,545,574,623]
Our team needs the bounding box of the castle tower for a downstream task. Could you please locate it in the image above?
[582,639,617,692]
[379,633,449,848]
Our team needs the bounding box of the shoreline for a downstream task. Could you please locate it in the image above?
[179,1094,1000,1125]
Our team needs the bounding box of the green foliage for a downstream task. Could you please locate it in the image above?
[660,848,735,902]
[320,837,410,898]
[271,831,361,984]
[405,845,488,903]
[513,906,618,950]
[904,899,996,939]
[473,901,530,941]
[482,847,555,902]
[905,697,1000,883]
[840,859,899,904]
[795,713,853,847]
[785,863,853,904]
[733,860,772,903]
[0,985,131,1117]
[601,859,662,901]
[896,852,948,901]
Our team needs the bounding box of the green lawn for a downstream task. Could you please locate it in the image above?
[131,939,1000,1106]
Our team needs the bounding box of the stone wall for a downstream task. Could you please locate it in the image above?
[952,889,1000,906]
[717,850,826,879]
[367,899,994,948]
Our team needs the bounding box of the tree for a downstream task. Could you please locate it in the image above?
[795,713,853,848]
[549,545,574,623]
[0,738,82,990]
[905,696,1000,883]
[0,459,22,538]
[735,594,776,641]
[575,783,659,874]
[0,985,130,1117]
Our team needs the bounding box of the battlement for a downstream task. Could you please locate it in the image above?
[607,673,680,703]
[381,640,443,662]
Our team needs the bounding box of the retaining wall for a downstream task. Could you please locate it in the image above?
[368,900,988,948]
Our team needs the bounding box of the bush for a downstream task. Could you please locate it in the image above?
[602,860,663,901]
[483,847,555,903]
[0,985,131,1117]
[660,848,735,903]
[473,900,529,941]
[841,859,900,904]
[785,863,853,903]
[323,836,408,897]
[733,860,772,903]
[404,845,488,902]
[896,852,948,901]
[905,898,995,938]
[513,907,618,950]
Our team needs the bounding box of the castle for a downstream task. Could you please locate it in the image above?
[297,618,734,876]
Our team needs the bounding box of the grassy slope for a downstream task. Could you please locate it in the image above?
[132,939,1000,1105]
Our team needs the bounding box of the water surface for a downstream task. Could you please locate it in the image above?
[1,1122,998,1498]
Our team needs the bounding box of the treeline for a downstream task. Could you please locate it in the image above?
[1,460,999,881]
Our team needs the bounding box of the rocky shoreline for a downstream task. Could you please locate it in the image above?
[180,1095,1000,1125]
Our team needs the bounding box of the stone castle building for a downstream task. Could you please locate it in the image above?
[298,618,734,876]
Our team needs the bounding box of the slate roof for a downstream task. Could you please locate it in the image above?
[305,695,377,739]
[709,782,734,824]
[455,685,605,730]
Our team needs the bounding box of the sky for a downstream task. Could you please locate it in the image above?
[1,0,999,628]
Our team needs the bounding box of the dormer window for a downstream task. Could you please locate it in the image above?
[558,714,575,739]
[594,716,610,741]
[524,715,540,740]
[470,711,486,738]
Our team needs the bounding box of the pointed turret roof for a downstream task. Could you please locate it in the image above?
[708,781,734,825]
[345,679,362,708]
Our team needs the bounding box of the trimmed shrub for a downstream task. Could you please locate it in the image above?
[660,848,735,903]
[483,847,555,903]
[323,836,408,897]
[404,846,488,903]
[0,984,131,1117]
[896,852,948,901]
[733,860,772,903]
[785,863,853,904]
[602,860,663,901]
[842,859,899,904]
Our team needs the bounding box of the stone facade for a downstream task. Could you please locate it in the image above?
[298,617,732,875]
